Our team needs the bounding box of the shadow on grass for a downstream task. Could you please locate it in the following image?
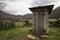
[49,25,60,28]
[0,27,16,31]
[0,26,22,31]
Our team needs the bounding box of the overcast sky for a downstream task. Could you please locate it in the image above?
[1,0,60,15]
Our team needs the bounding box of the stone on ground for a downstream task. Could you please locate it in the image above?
[41,35,48,38]
[27,34,40,40]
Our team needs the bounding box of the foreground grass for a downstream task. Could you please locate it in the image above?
[44,27,60,40]
[0,22,32,40]
[0,22,60,40]
[0,27,32,40]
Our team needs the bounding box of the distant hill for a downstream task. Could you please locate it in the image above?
[50,6,60,19]
[23,14,33,20]
[0,10,23,21]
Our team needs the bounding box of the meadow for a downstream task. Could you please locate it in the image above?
[0,19,60,40]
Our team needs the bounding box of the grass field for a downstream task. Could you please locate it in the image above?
[44,27,60,40]
[0,22,60,40]
[0,22,32,40]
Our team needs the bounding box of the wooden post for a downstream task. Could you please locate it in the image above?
[0,14,3,28]
[10,19,15,28]
[29,5,54,35]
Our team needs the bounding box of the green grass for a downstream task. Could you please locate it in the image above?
[0,22,60,40]
[0,22,32,40]
[48,19,57,22]
[43,27,60,40]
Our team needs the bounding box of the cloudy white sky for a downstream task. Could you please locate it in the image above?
[1,0,60,15]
